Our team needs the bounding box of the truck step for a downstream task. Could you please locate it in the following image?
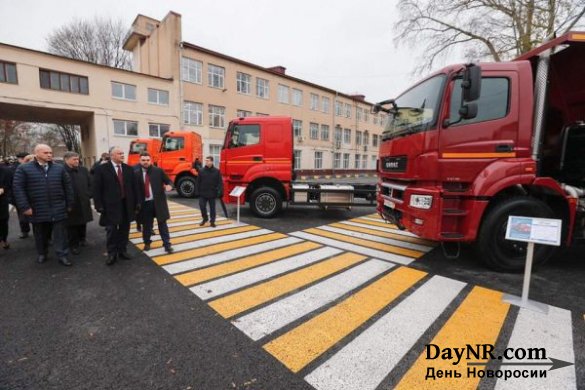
[443,209,467,216]
[440,232,464,239]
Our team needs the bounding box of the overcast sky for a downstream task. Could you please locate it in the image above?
[0,0,455,102]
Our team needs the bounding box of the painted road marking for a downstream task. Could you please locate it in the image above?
[190,246,343,300]
[139,225,260,250]
[319,225,432,252]
[495,305,577,390]
[129,220,234,239]
[335,221,435,246]
[291,231,414,265]
[351,217,420,237]
[130,222,244,243]
[395,286,510,389]
[305,276,466,390]
[263,267,427,373]
[208,252,366,318]
[233,259,395,341]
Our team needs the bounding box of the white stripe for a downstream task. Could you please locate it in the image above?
[190,246,341,300]
[357,217,420,237]
[233,259,394,340]
[130,222,243,244]
[130,217,228,232]
[495,305,576,390]
[163,237,303,275]
[305,276,466,390]
[340,220,428,239]
[148,228,272,257]
[290,232,414,265]
[317,225,432,252]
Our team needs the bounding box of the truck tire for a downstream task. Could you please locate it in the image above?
[250,187,282,218]
[477,197,556,272]
[176,176,197,198]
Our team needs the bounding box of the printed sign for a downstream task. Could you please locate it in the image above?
[505,216,562,246]
[229,186,246,198]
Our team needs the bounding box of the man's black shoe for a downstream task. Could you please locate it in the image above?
[106,254,117,265]
[119,252,132,260]
[210,222,216,228]
[58,257,72,266]
[164,246,174,254]
[19,232,29,239]
[199,220,208,226]
[143,243,151,251]
[71,247,80,255]
[36,255,47,264]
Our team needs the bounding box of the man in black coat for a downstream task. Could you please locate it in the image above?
[92,146,138,265]
[134,152,174,253]
[196,156,223,227]
[63,151,93,255]
[11,152,31,238]
[13,144,74,266]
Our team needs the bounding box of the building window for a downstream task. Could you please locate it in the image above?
[148,88,169,105]
[322,96,330,113]
[343,153,350,169]
[335,100,342,116]
[237,109,252,118]
[294,150,301,169]
[343,128,351,144]
[356,107,362,121]
[362,154,368,169]
[356,131,362,145]
[209,105,226,128]
[371,155,377,169]
[334,153,341,169]
[149,123,170,138]
[208,64,225,88]
[373,134,378,147]
[183,101,203,125]
[310,93,319,111]
[256,112,269,116]
[364,110,369,122]
[345,103,352,118]
[0,61,17,84]
[380,114,387,126]
[334,126,342,146]
[278,84,290,103]
[293,119,302,137]
[355,154,361,169]
[111,82,136,100]
[314,151,323,169]
[257,78,269,99]
[209,144,222,165]
[181,57,202,84]
[237,72,251,94]
[373,115,378,125]
[309,123,319,140]
[40,69,88,94]
[292,88,303,106]
[320,124,329,141]
[113,119,138,136]
[363,131,369,146]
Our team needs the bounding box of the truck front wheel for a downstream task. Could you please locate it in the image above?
[477,197,556,272]
[176,176,198,198]
[250,187,282,218]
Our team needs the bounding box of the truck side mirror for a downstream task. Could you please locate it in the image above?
[462,64,481,102]
[459,102,478,119]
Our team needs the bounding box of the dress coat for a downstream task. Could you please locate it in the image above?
[64,164,93,226]
[92,162,138,226]
[134,165,172,222]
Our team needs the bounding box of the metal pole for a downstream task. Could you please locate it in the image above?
[237,195,240,224]
[521,242,535,303]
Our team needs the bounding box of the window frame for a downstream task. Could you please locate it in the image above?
[0,61,18,84]
[113,119,138,137]
[148,122,170,138]
[111,81,136,101]
[148,88,169,105]
[314,151,323,169]
[292,88,303,106]
[208,104,226,128]
[236,72,252,94]
[256,78,269,99]
[181,57,203,84]
[40,69,89,94]
[207,64,225,89]
[278,84,290,104]
[183,101,203,125]
[309,122,319,140]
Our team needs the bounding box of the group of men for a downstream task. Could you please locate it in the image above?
[11,144,223,267]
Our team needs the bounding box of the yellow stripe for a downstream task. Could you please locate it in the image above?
[329,222,434,246]
[305,228,424,258]
[175,241,321,286]
[442,152,516,159]
[395,286,510,390]
[129,220,233,239]
[153,232,286,265]
[208,252,366,318]
[137,225,259,250]
[351,218,399,229]
[263,267,426,372]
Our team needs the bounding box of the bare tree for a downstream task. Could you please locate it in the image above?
[53,125,81,155]
[47,17,131,69]
[395,0,585,72]
[0,120,37,157]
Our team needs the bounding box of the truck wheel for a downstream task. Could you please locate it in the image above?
[250,187,282,218]
[477,197,556,272]
[176,176,197,198]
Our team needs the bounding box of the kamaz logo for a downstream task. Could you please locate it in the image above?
[385,161,399,168]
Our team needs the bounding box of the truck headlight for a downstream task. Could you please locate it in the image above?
[409,194,432,209]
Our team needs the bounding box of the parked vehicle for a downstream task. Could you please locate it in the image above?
[128,138,161,166]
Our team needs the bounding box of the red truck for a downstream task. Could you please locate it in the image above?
[127,131,203,197]
[376,32,585,271]
[220,116,376,217]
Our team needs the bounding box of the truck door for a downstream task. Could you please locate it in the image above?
[159,135,186,176]
[221,123,264,179]
[439,71,519,184]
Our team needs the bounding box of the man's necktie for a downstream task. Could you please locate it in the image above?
[116,165,125,197]
[144,171,151,198]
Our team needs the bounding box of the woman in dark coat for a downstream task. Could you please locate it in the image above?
[0,165,12,249]
[63,152,93,255]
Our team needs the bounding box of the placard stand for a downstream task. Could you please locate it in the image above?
[229,186,246,225]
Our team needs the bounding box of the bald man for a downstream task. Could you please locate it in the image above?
[13,144,74,266]
[92,146,138,265]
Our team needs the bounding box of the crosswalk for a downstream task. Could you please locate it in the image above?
[132,202,578,390]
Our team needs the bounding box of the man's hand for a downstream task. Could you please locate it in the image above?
[164,184,173,192]
[0,188,4,196]
[95,207,103,213]
[67,207,72,213]
[23,208,33,216]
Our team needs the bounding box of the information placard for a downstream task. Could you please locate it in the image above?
[505,216,562,247]
[229,186,246,198]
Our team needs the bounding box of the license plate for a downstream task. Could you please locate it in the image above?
[384,199,396,209]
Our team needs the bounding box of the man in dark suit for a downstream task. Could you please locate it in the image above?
[92,146,138,265]
[134,152,174,253]
[63,151,93,255]
[196,156,223,227]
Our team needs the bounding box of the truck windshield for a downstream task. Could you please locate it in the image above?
[382,74,446,141]
[129,142,147,154]
[162,137,184,152]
